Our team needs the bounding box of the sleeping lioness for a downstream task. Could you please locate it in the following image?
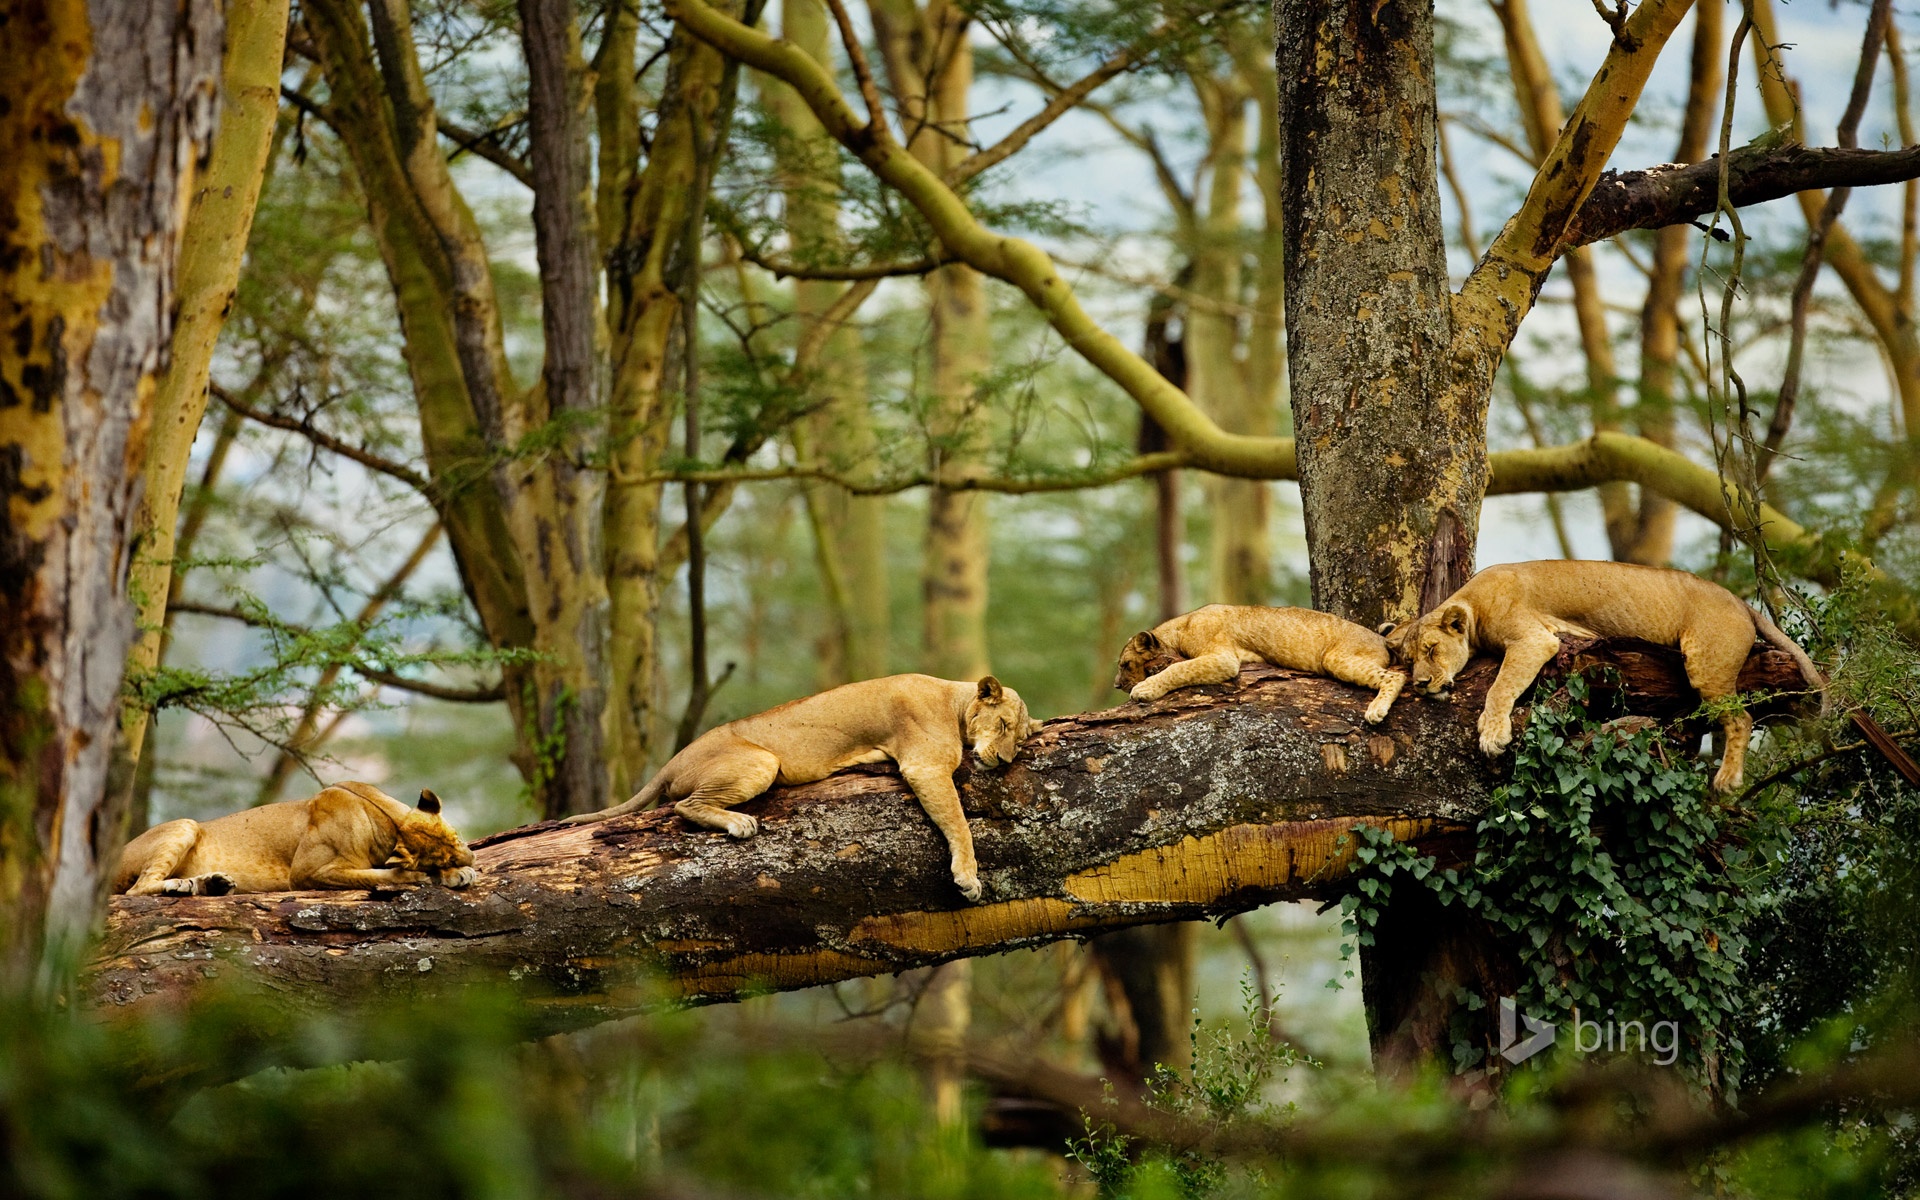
[1380,560,1826,794]
[1114,604,1407,724]
[113,782,477,896]
[562,674,1036,903]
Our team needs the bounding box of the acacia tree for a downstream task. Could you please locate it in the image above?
[0,0,222,978]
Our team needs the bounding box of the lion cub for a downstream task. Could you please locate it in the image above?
[562,674,1037,903]
[113,782,477,896]
[1114,604,1407,724]
[1381,560,1826,794]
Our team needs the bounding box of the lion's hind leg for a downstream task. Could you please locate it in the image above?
[672,744,781,839]
[1130,649,1241,702]
[120,820,205,896]
[1324,647,1406,725]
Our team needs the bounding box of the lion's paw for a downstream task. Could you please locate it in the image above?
[439,866,478,889]
[1129,681,1164,703]
[721,812,759,839]
[1478,718,1513,757]
[1364,700,1390,725]
[158,877,196,896]
[954,875,983,903]
[198,872,234,896]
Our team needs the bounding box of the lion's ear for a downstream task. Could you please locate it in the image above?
[1130,631,1160,653]
[1439,604,1470,636]
[976,675,1004,702]
[417,789,442,814]
[1377,621,1399,638]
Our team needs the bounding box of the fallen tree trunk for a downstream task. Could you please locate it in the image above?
[87,639,1806,1042]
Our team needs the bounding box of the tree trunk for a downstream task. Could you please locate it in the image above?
[0,0,221,979]
[1187,67,1271,605]
[122,0,290,768]
[87,639,1807,1064]
[771,0,890,685]
[1275,0,1470,630]
[1274,0,1695,1073]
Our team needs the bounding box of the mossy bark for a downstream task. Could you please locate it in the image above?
[0,0,221,978]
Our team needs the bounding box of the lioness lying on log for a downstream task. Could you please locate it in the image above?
[1114,604,1407,724]
[113,783,477,896]
[562,674,1036,903]
[1380,560,1824,794]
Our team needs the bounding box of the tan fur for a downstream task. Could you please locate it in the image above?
[562,674,1037,903]
[112,783,477,896]
[1114,604,1408,723]
[1380,561,1825,794]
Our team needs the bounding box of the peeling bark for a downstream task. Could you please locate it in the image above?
[87,639,1805,1045]
[0,0,222,977]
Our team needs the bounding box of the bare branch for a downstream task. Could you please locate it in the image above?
[437,114,533,187]
[212,383,430,492]
[947,42,1138,187]
[733,241,945,280]
[1566,143,1920,248]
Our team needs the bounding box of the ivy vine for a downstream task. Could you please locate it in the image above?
[1338,672,1755,1091]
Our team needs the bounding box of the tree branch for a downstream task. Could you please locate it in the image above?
[1566,144,1920,248]
[946,41,1139,187]
[88,643,1808,1047]
[732,241,945,280]
[211,383,430,492]
[437,115,533,188]
[165,601,506,703]
[666,0,1292,479]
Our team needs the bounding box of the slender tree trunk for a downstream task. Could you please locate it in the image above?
[122,0,290,768]
[772,0,890,685]
[1631,0,1721,567]
[0,0,221,979]
[1188,69,1271,605]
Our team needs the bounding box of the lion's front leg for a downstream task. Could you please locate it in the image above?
[1324,648,1406,725]
[1130,650,1240,703]
[899,761,982,903]
[1478,632,1562,756]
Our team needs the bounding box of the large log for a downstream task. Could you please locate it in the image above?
[87,640,1806,1041]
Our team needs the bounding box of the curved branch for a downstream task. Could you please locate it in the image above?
[667,0,1293,479]
[1488,432,1918,635]
[947,41,1139,187]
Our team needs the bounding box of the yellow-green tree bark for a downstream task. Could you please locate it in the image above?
[0,0,221,978]
[123,0,292,768]
[769,0,890,684]
[872,0,993,681]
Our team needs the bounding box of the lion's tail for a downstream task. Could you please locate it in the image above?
[1750,607,1829,716]
[559,769,672,826]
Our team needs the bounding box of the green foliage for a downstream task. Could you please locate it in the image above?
[1338,673,1752,1089]
[1067,979,1311,1199]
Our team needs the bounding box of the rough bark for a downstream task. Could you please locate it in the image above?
[0,0,221,979]
[87,639,1807,1045]
[1275,0,1466,629]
